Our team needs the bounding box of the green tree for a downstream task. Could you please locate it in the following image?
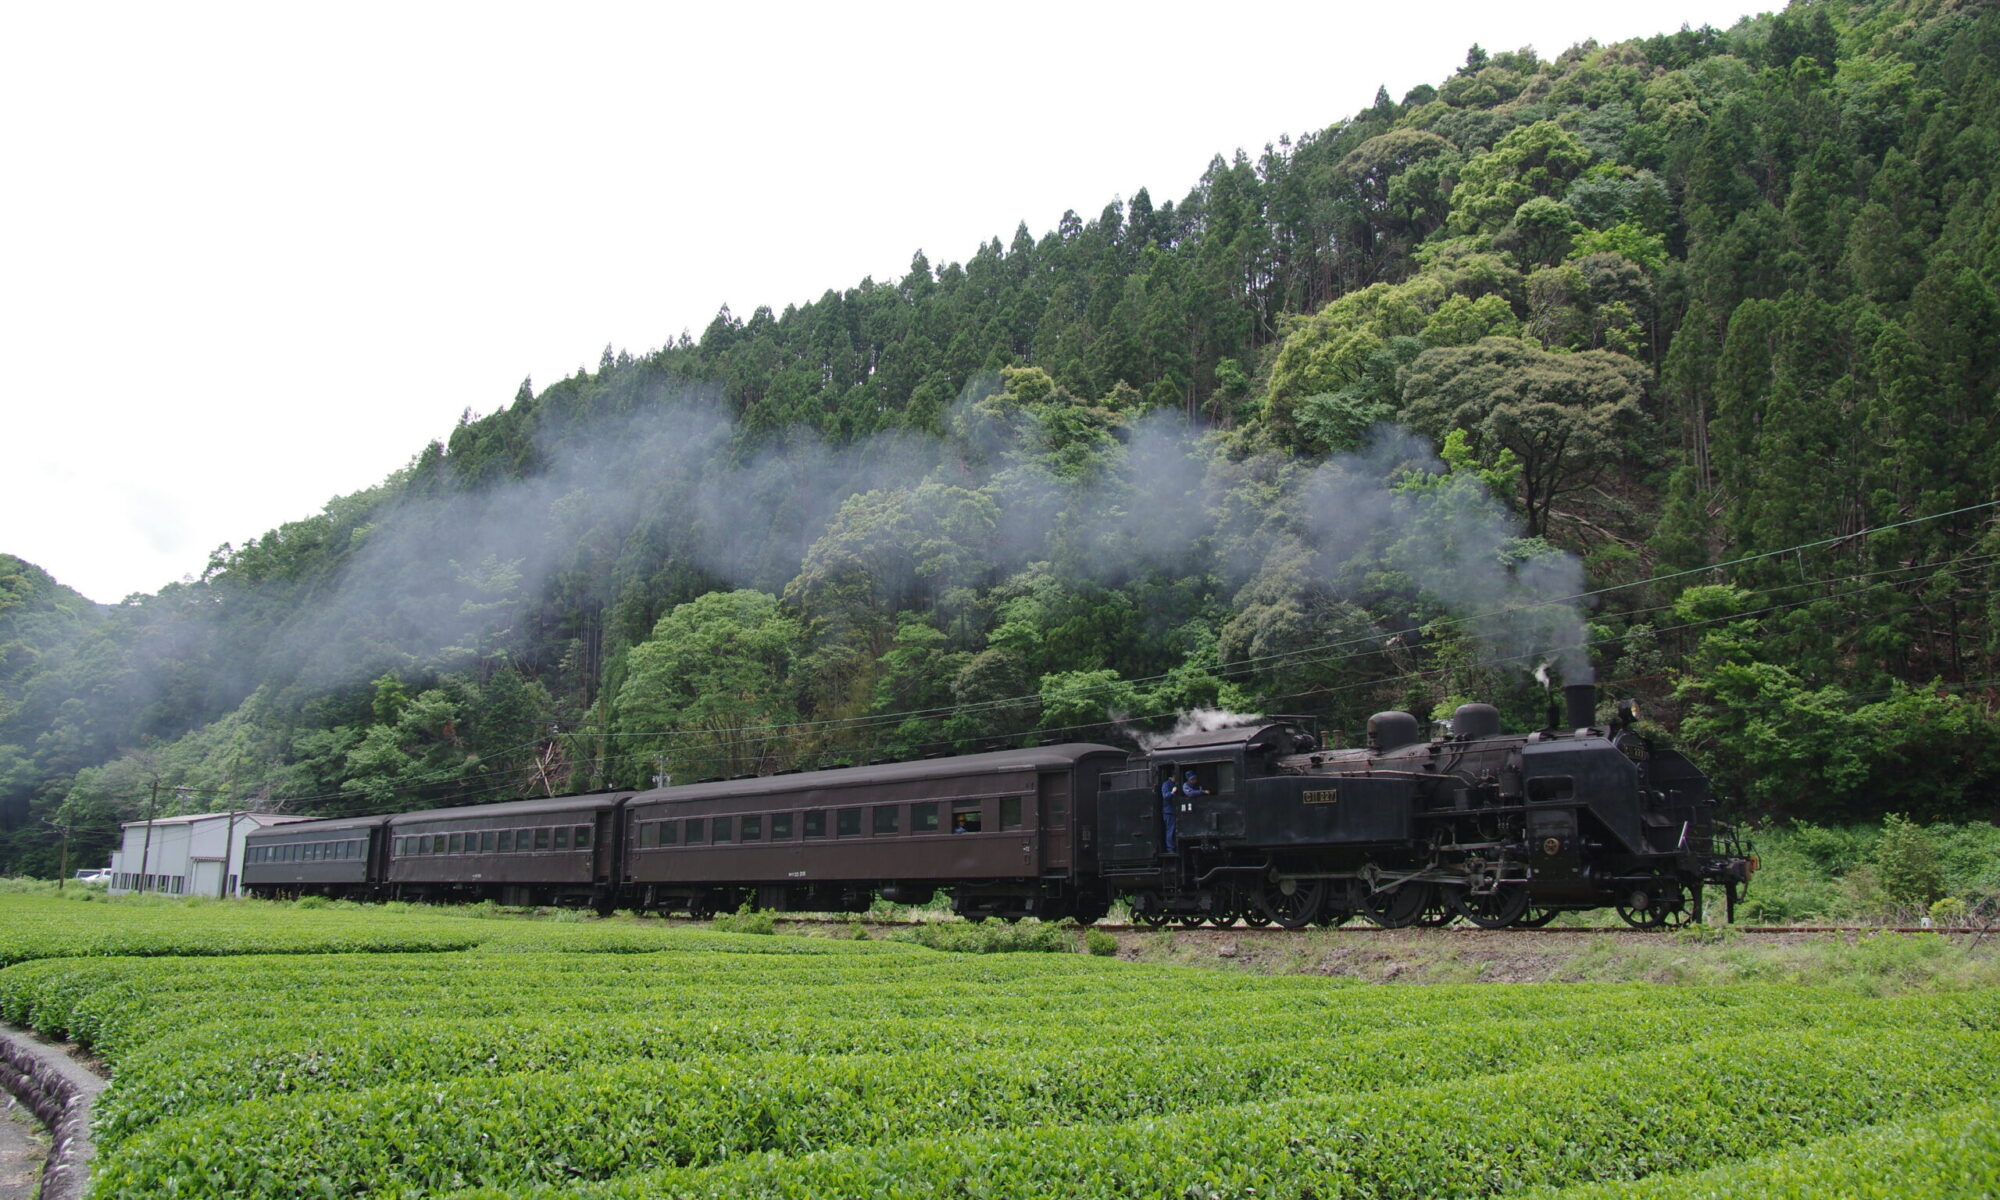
[612,591,803,783]
[1447,122,1593,235]
[1401,337,1646,535]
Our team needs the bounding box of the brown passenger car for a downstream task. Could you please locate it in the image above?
[385,792,633,907]
[625,744,1126,920]
[240,813,392,899]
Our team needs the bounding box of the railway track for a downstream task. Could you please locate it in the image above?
[758,914,1989,936]
[1090,922,1991,935]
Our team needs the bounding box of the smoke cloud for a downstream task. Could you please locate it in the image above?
[1134,707,1270,750]
[182,375,1595,714]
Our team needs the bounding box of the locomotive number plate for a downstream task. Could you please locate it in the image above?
[1302,789,1339,805]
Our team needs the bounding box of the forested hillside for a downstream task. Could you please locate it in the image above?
[6,0,1999,874]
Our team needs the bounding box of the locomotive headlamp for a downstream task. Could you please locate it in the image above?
[1542,837,1563,856]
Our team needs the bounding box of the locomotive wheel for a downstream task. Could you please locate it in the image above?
[1415,893,1457,927]
[1515,907,1561,928]
[1448,885,1529,930]
[1616,903,1665,929]
[1128,891,1171,927]
[1257,879,1325,929]
[1617,885,1691,930]
[1360,882,1431,929]
[1177,914,1208,930]
[1240,909,1274,928]
[1313,904,1354,928]
[1209,907,1240,929]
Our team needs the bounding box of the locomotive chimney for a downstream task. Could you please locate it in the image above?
[1564,683,1597,730]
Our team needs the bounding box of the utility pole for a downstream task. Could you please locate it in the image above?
[218,806,242,898]
[137,781,159,894]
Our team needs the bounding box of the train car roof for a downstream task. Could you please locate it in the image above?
[385,791,634,827]
[246,812,395,835]
[629,743,1128,806]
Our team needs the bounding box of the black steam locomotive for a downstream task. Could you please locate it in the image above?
[242,682,1753,929]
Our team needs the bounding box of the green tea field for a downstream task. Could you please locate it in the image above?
[1,895,1995,1198]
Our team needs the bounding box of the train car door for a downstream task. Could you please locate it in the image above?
[593,808,614,886]
[1037,771,1071,872]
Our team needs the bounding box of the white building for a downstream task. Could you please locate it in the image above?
[109,812,308,898]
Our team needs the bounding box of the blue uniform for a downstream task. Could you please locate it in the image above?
[1158,778,1178,852]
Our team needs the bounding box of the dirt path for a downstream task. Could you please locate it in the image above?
[0,1096,43,1200]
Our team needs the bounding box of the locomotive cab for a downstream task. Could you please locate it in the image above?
[1097,720,1317,863]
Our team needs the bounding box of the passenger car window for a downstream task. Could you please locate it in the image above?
[999,796,1023,830]
[873,805,899,835]
[770,813,792,839]
[837,808,861,836]
[911,802,939,833]
[741,815,762,841]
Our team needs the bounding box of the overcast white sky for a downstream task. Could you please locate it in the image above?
[3,0,1766,604]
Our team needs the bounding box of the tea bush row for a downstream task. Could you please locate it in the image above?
[475,1030,2000,1200]
[1527,1100,2000,1198]
[92,997,2000,1199]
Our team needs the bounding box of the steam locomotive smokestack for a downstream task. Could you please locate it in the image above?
[1564,683,1597,730]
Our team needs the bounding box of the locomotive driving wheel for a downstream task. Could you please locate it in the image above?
[1415,893,1458,927]
[1257,878,1325,929]
[1447,883,1529,930]
[1515,907,1560,928]
[1313,902,1355,928]
[1359,881,1431,929]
